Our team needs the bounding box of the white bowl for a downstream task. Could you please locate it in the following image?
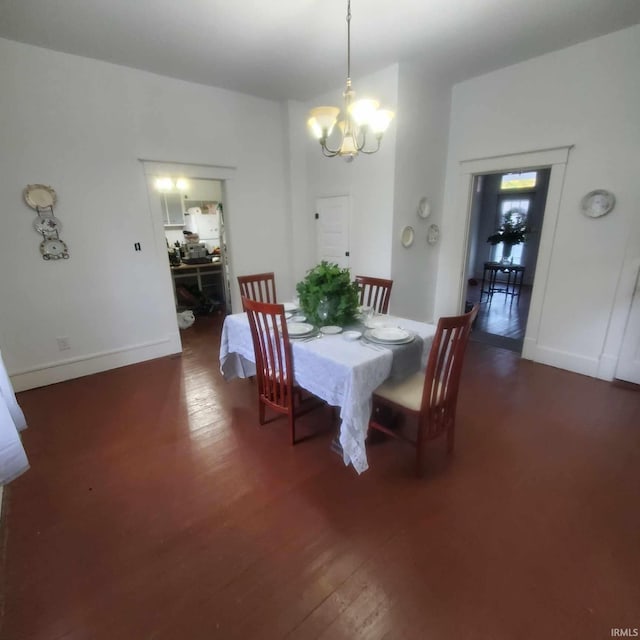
[320,325,342,335]
[343,330,362,341]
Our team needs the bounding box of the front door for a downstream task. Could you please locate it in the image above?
[316,196,350,268]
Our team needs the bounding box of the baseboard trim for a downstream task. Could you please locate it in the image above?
[10,337,182,392]
[596,353,618,381]
[522,338,600,378]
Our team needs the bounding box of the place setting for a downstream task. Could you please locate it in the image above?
[363,326,415,345]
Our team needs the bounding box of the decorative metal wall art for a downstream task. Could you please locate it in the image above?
[24,184,70,260]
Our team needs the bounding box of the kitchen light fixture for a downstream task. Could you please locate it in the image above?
[307,0,394,162]
[154,177,188,192]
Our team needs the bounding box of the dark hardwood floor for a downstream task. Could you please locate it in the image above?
[466,279,532,352]
[1,314,639,639]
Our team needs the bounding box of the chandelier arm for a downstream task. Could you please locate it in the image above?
[320,141,342,157]
[358,137,383,155]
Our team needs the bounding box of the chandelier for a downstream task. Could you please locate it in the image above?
[307,0,395,162]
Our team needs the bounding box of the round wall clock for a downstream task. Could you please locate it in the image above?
[40,238,69,260]
[581,189,615,218]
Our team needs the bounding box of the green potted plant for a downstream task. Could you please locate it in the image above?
[487,209,531,260]
[296,261,360,326]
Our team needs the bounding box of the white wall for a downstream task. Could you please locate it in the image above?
[437,26,640,379]
[390,61,451,321]
[299,65,399,282]
[0,38,292,390]
[285,100,310,295]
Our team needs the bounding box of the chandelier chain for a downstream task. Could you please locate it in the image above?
[346,0,351,84]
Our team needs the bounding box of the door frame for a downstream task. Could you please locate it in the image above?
[140,160,237,342]
[456,146,572,362]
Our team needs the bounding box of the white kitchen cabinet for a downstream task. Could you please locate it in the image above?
[162,192,185,227]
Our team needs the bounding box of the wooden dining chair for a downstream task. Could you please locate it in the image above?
[355,275,393,314]
[368,304,479,476]
[238,272,277,307]
[242,296,322,444]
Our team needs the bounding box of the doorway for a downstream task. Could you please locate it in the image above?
[463,168,550,353]
[141,161,236,342]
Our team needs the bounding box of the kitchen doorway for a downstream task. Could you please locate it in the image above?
[462,168,550,353]
[141,161,236,342]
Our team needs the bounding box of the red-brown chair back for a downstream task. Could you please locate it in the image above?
[355,275,393,314]
[243,296,293,415]
[419,304,479,441]
[238,272,277,307]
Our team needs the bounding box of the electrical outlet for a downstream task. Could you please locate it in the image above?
[56,336,71,351]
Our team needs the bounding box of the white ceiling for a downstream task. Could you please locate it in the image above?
[1,0,639,102]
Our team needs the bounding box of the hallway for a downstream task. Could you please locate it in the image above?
[467,280,532,352]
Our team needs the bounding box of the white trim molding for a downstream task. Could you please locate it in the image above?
[457,145,574,367]
[10,336,181,392]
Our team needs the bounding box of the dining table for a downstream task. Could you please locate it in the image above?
[219,310,437,474]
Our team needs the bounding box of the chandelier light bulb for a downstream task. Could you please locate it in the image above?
[348,98,380,126]
[308,106,340,139]
[370,109,395,135]
[154,177,174,192]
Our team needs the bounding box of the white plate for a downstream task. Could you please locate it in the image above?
[320,325,342,335]
[290,314,306,322]
[343,330,362,341]
[364,316,390,329]
[24,184,57,210]
[283,302,298,312]
[371,327,410,342]
[33,215,63,235]
[287,322,314,336]
[284,312,293,320]
[364,328,414,345]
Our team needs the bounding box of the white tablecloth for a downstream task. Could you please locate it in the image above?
[0,351,29,484]
[220,314,436,474]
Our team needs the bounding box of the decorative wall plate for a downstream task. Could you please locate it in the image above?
[40,237,69,260]
[401,226,415,248]
[417,197,431,219]
[427,224,440,245]
[581,189,615,218]
[33,215,63,235]
[24,184,57,210]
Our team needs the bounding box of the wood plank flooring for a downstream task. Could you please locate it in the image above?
[466,281,532,352]
[1,315,639,640]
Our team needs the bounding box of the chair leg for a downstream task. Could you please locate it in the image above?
[258,400,266,425]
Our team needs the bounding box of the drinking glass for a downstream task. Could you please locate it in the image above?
[317,298,329,327]
[361,305,374,327]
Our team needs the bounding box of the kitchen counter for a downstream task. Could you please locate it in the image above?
[171,261,226,312]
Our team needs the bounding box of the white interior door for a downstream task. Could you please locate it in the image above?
[615,269,640,384]
[316,196,350,268]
